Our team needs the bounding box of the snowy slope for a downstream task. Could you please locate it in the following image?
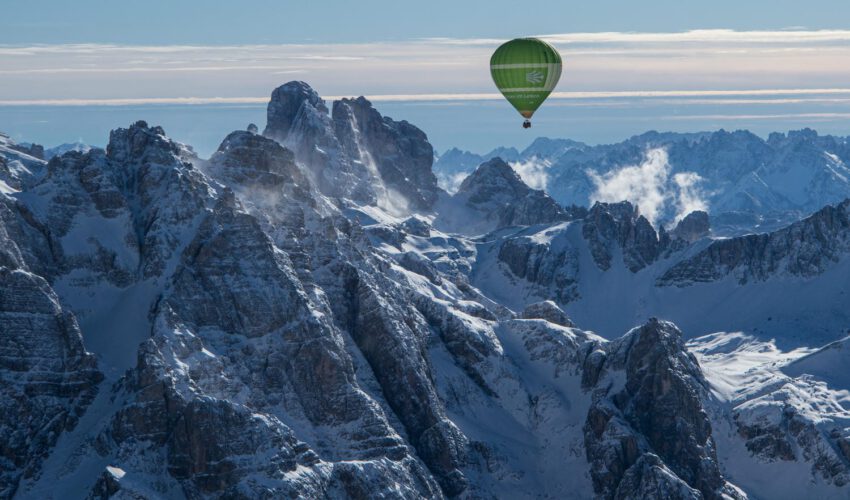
[0,133,46,193]
[688,332,850,499]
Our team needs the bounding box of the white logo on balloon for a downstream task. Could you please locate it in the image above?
[525,71,544,84]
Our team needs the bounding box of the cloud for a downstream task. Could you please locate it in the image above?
[6,89,850,107]
[426,29,850,46]
[672,172,708,221]
[539,29,850,45]
[0,65,294,74]
[2,30,850,104]
[661,112,850,121]
[0,97,269,106]
[588,148,709,226]
[436,172,470,194]
[510,158,551,191]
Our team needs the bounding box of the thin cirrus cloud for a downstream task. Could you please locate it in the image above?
[4,89,850,107]
[426,28,850,45]
[1,29,850,106]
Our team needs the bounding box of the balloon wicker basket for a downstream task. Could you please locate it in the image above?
[522,120,531,129]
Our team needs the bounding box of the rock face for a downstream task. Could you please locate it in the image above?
[582,201,665,272]
[582,319,739,500]
[659,199,850,285]
[487,199,670,303]
[333,96,439,211]
[207,130,308,195]
[671,210,710,243]
[264,80,326,143]
[440,157,568,233]
[264,81,374,205]
[496,233,581,303]
[9,142,44,160]
[0,265,102,497]
[263,81,440,212]
[521,300,574,327]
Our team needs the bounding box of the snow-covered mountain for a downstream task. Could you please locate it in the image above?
[436,130,850,235]
[0,133,46,194]
[2,82,850,499]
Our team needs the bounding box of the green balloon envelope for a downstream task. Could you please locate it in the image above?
[490,38,562,119]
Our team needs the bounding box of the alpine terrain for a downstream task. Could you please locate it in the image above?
[2,82,850,499]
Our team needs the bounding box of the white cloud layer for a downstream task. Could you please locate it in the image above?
[5,89,850,107]
[588,149,708,226]
[510,158,551,191]
[2,29,850,103]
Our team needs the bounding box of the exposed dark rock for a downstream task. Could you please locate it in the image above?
[454,157,567,230]
[333,96,440,211]
[659,199,850,286]
[401,216,431,237]
[209,130,308,194]
[9,142,44,160]
[671,211,710,242]
[521,300,574,327]
[0,268,102,496]
[582,201,664,272]
[583,319,740,500]
[497,235,580,303]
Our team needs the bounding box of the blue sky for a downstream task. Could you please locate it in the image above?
[4,1,850,44]
[2,1,850,155]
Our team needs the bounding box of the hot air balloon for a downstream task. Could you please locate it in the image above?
[490,38,562,128]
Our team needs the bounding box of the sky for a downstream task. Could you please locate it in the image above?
[2,1,850,156]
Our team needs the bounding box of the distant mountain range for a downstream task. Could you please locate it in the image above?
[435,130,850,235]
[2,83,850,499]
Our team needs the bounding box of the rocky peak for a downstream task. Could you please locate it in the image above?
[103,121,214,278]
[447,157,567,231]
[261,82,366,204]
[263,81,328,143]
[441,147,481,163]
[582,201,664,272]
[209,130,305,189]
[44,142,93,161]
[583,319,739,499]
[106,120,185,166]
[458,157,526,200]
[332,96,440,210]
[262,81,441,212]
[485,146,521,162]
[521,137,585,159]
[671,210,710,242]
[787,127,820,142]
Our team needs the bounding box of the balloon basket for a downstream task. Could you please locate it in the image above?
[522,120,531,129]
